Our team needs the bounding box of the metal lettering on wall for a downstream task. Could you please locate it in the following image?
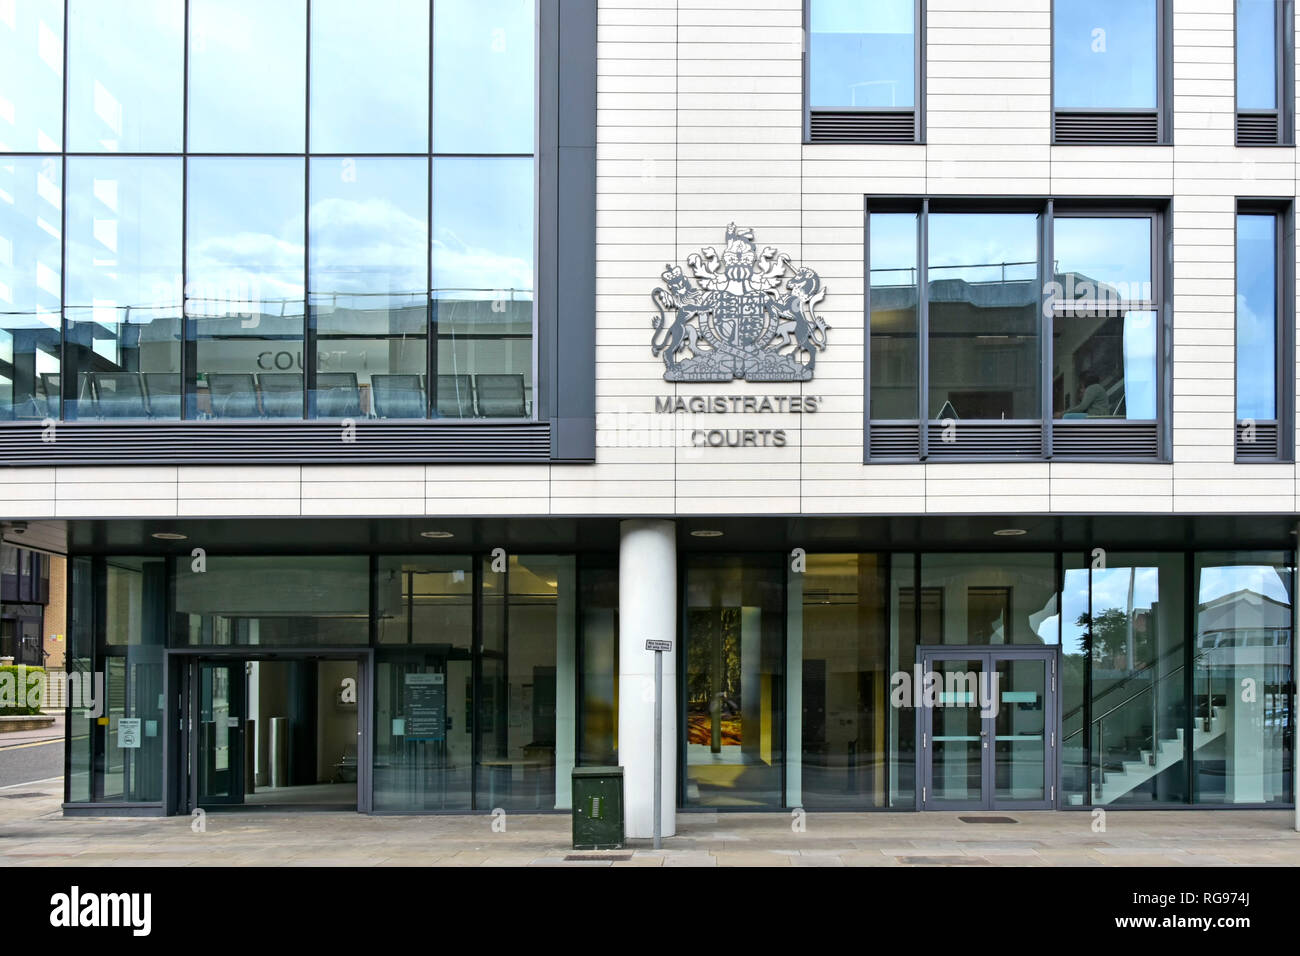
[650,224,828,382]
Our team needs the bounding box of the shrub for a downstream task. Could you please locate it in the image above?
[0,665,46,716]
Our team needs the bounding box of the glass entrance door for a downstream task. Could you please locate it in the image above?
[920,648,1057,810]
[197,661,246,805]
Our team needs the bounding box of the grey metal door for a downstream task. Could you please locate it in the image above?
[920,647,1057,810]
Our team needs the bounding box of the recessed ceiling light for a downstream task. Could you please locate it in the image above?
[993,528,1027,537]
[151,532,187,541]
[420,530,454,539]
[690,529,724,538]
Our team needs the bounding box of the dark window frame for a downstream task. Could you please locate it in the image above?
[803,0,926,145]
[1234,199,1296,462]
[864,195,1172,463]
[1050,0,1173,146]
[1234,0,1296,146]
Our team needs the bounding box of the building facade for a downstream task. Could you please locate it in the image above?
[0,0,1297,832]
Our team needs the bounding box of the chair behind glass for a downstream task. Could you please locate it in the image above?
[206,373,260,418]
[89,372,148,419]
[315,372,362,419]
[372,373,426,419]
[257,372,304,418]
[141,373,182,419]
[436,374,475,418]
[474,373,527,418]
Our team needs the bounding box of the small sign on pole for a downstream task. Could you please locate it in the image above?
[645,639,671,849]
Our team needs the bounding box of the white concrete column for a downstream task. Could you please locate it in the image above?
[618,518,676,838]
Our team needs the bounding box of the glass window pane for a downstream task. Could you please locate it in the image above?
[1236,213,1276,421]
[1061,553,1088,804]
[1055,310,1156,420]
[578,557,618,767]
[64,157,182,421]
[186,158,305,419]
[433,0,534,153]
[310,0,428,153]
[1054,217,1152,300]
[310,157,427,419]
[869,212,918,419]
[480,555,576,812]
[66,0,184,152]
[432,157,533,419]
[684,556,784,808]
[0,156,61,420]
[67,557,94,804]
[1089,553,1186,804]
[919,553,1059,645]
[188,0,306,153]
[889,553,916,806]
[376,555,472,646]
[1054,0,1158,110]
[1236,0,1277,109]
[1193,551,1292,804]
[809,0,915,109]
[0,0,63,152]
[375,555,474,812]
[175,556,369,645]
[927,212,1039,420]
[797,554,889,809]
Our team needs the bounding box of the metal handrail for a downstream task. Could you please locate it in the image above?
[1061,641,1191,729]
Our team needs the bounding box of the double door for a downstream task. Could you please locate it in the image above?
[920,648,1057,810]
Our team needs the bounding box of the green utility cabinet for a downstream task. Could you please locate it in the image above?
[571,766,625,849]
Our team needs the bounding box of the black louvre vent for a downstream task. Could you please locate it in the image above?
[1054,111,1160,145]
[925,423,1043,460]
[0,422,552,466]
[1236,420,1280,460]
[810,110,916,144]
[868,423,921,459]
[1236,113,1281,146]
[1051,421,1159,460]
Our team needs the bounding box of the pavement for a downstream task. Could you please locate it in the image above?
[1,784,1298,866]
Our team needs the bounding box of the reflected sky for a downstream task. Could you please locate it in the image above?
[1054,217,1151,294]
[66,0,183,152]
[1236,0,1276,109]
[64,156,182,321]
[0,156,62,325]
[1054,0,1157,110]
[310,0,428,153]
[1199,561,1292,605]
[810,0,914,109]
[929,213,1038,282]
[434,0,534,153]
[432,157,533,297]
[869,212,917,280]
[0,0,63,151]
[309,157,427,329]
[186,158,305,314]
[188,0,306,153]
[1236,214,1276,420]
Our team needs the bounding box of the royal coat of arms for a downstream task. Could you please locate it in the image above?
[650,223,829,382]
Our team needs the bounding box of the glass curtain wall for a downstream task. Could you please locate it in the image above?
[792,554,891,808]
[683,556,784,808]
[1193,552,1292,804]
[2,0,536,422]
[481,555,576,811]
[374,556,474,811]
